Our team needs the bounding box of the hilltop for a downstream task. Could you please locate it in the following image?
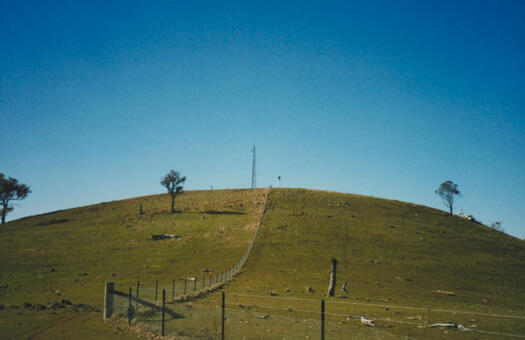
[0,188,524,339]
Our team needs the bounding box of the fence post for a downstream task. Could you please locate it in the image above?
[202,276,205,289]
[194,277,197,292]
[184,278,187,295]
[221,291,225,340]
[172,279,175,300]
[161,289,166,336]
[155,280,159,304]
[321,299,325,340]
[128,287,132,325]
[103,282,114,320]
[209,275,212,287]
[136,281,140,307]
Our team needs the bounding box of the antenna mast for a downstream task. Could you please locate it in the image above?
[251,144,256,189]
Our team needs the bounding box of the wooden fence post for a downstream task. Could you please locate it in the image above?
[184,278,187,295]
[103,282,114,320]
[161,289,166,336]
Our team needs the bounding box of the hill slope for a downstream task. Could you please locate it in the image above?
[223,188,525,338]
[1,188,524,339]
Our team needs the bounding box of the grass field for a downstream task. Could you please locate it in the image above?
[1,187,524,339]
[0,188,267,339]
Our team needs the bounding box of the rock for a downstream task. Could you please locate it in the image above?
[360,317,375,326]
[269,291,278,296]
[432,290,457,296]
[33,304,46,311]
[0,304,3,310]
[61,299,72,306]
[255,313,269,319]
[306,286,313,293]
[285,288,291,292]
[202,268,209,273]
[50,267,56,272]
[23,302,32,309]
[0,284,8,289]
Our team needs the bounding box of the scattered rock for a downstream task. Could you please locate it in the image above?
[306,286,313,293]
[50,267,56,272]
[269,291,278,296]
[33,304,46,311]
[432,290,457,296]
[360,317,375,326]
[255,313,270,319]
[23,302,32,309]
[285,288,291,292]
[202,269,209,273]
[406,315,422,320]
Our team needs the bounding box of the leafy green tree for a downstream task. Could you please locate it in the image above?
[161,170,186,214]
[0,173,31,224]
[435,180,461,215]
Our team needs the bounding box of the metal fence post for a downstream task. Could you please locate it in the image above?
[136,281,140,303]
[155,280,159,304]
[221,291,225,340]
[161,289,166,336]
[321,299,325,340]
[128,287,132,325]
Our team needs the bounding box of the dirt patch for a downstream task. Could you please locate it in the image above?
[243,223,257,231]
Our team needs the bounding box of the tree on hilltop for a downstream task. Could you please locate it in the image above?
[1,173,31,224]
[161,170,186,214]
[435,180,461,215]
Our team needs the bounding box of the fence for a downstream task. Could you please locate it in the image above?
[104,286,398,339]
[106,286,525,339]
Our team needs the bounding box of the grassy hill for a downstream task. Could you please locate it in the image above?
[1,188,524,339]
[0,189,268,339]
[222,188,525,339]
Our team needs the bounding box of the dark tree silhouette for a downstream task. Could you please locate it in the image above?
[161,170,186,214]
[435,180,461,215]
[1,173,31,224]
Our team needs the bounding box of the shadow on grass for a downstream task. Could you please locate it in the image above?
[202,210,245,215]
[115,290,184,320]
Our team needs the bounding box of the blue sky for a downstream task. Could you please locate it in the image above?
[2,1,524,238]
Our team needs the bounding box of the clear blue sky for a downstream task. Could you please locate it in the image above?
[2,1,524,238]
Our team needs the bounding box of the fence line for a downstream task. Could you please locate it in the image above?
[231,293,525,320]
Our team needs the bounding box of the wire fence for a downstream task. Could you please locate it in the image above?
[107,288,525,339]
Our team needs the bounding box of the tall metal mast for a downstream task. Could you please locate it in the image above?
[251,145,256,189]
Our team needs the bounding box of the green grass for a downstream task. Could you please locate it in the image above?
[0,188,267,339]
[220,188,525,339]
[1,187,524,339]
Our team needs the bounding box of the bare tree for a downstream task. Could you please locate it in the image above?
[1,173,31,224]
[435,180,461,215]
[161,170,186,214]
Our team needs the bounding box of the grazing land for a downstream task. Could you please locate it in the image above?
[0,189,267,339]
[1,188,524,339]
